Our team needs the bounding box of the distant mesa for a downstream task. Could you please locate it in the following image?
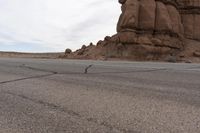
[63,0,200,62]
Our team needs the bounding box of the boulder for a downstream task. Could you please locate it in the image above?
[65,48,72,54]
[81,45,87,49]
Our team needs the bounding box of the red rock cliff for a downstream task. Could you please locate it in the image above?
[64,0,200,62]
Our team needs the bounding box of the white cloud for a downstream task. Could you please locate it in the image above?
[0,0,120,52]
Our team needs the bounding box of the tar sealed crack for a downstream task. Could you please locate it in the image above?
[19,64,58,74]
[0,73,55,85]
[0,64,59,85]
[84,64,93,74]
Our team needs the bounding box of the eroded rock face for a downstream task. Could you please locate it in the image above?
[64,0,200,62]
[115,0,186,57]
[111,0,200,60]
[138,0,156,30]
[117,0,184,36]
[177,0,200,40]
[184,14,200,40]
[117,0,140,32]
[117,0,200,40]
[155,2,173,32]
[167,4,183,35]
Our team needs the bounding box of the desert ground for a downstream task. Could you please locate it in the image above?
[0,51,64,59]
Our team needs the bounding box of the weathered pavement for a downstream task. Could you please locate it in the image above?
[0,58,200,133]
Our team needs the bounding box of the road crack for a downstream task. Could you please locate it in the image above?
[0,73,56,85]
[0,64,59,85]
[19,64,58,74]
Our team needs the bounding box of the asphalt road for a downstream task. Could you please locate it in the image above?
[0,58,200,133]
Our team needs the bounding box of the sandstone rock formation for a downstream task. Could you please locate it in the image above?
[64,0,200,62]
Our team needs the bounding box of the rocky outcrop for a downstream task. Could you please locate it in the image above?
[182,14,200,40]
[118,0,200,40]
[179,0,200,40]
[117,0,184,36]
[64,0,200,62]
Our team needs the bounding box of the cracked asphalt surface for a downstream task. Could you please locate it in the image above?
[0,58,200,133]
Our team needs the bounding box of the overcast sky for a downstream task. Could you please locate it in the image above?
[0,0,120,52]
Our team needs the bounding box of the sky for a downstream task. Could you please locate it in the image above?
[0,0,120,52]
